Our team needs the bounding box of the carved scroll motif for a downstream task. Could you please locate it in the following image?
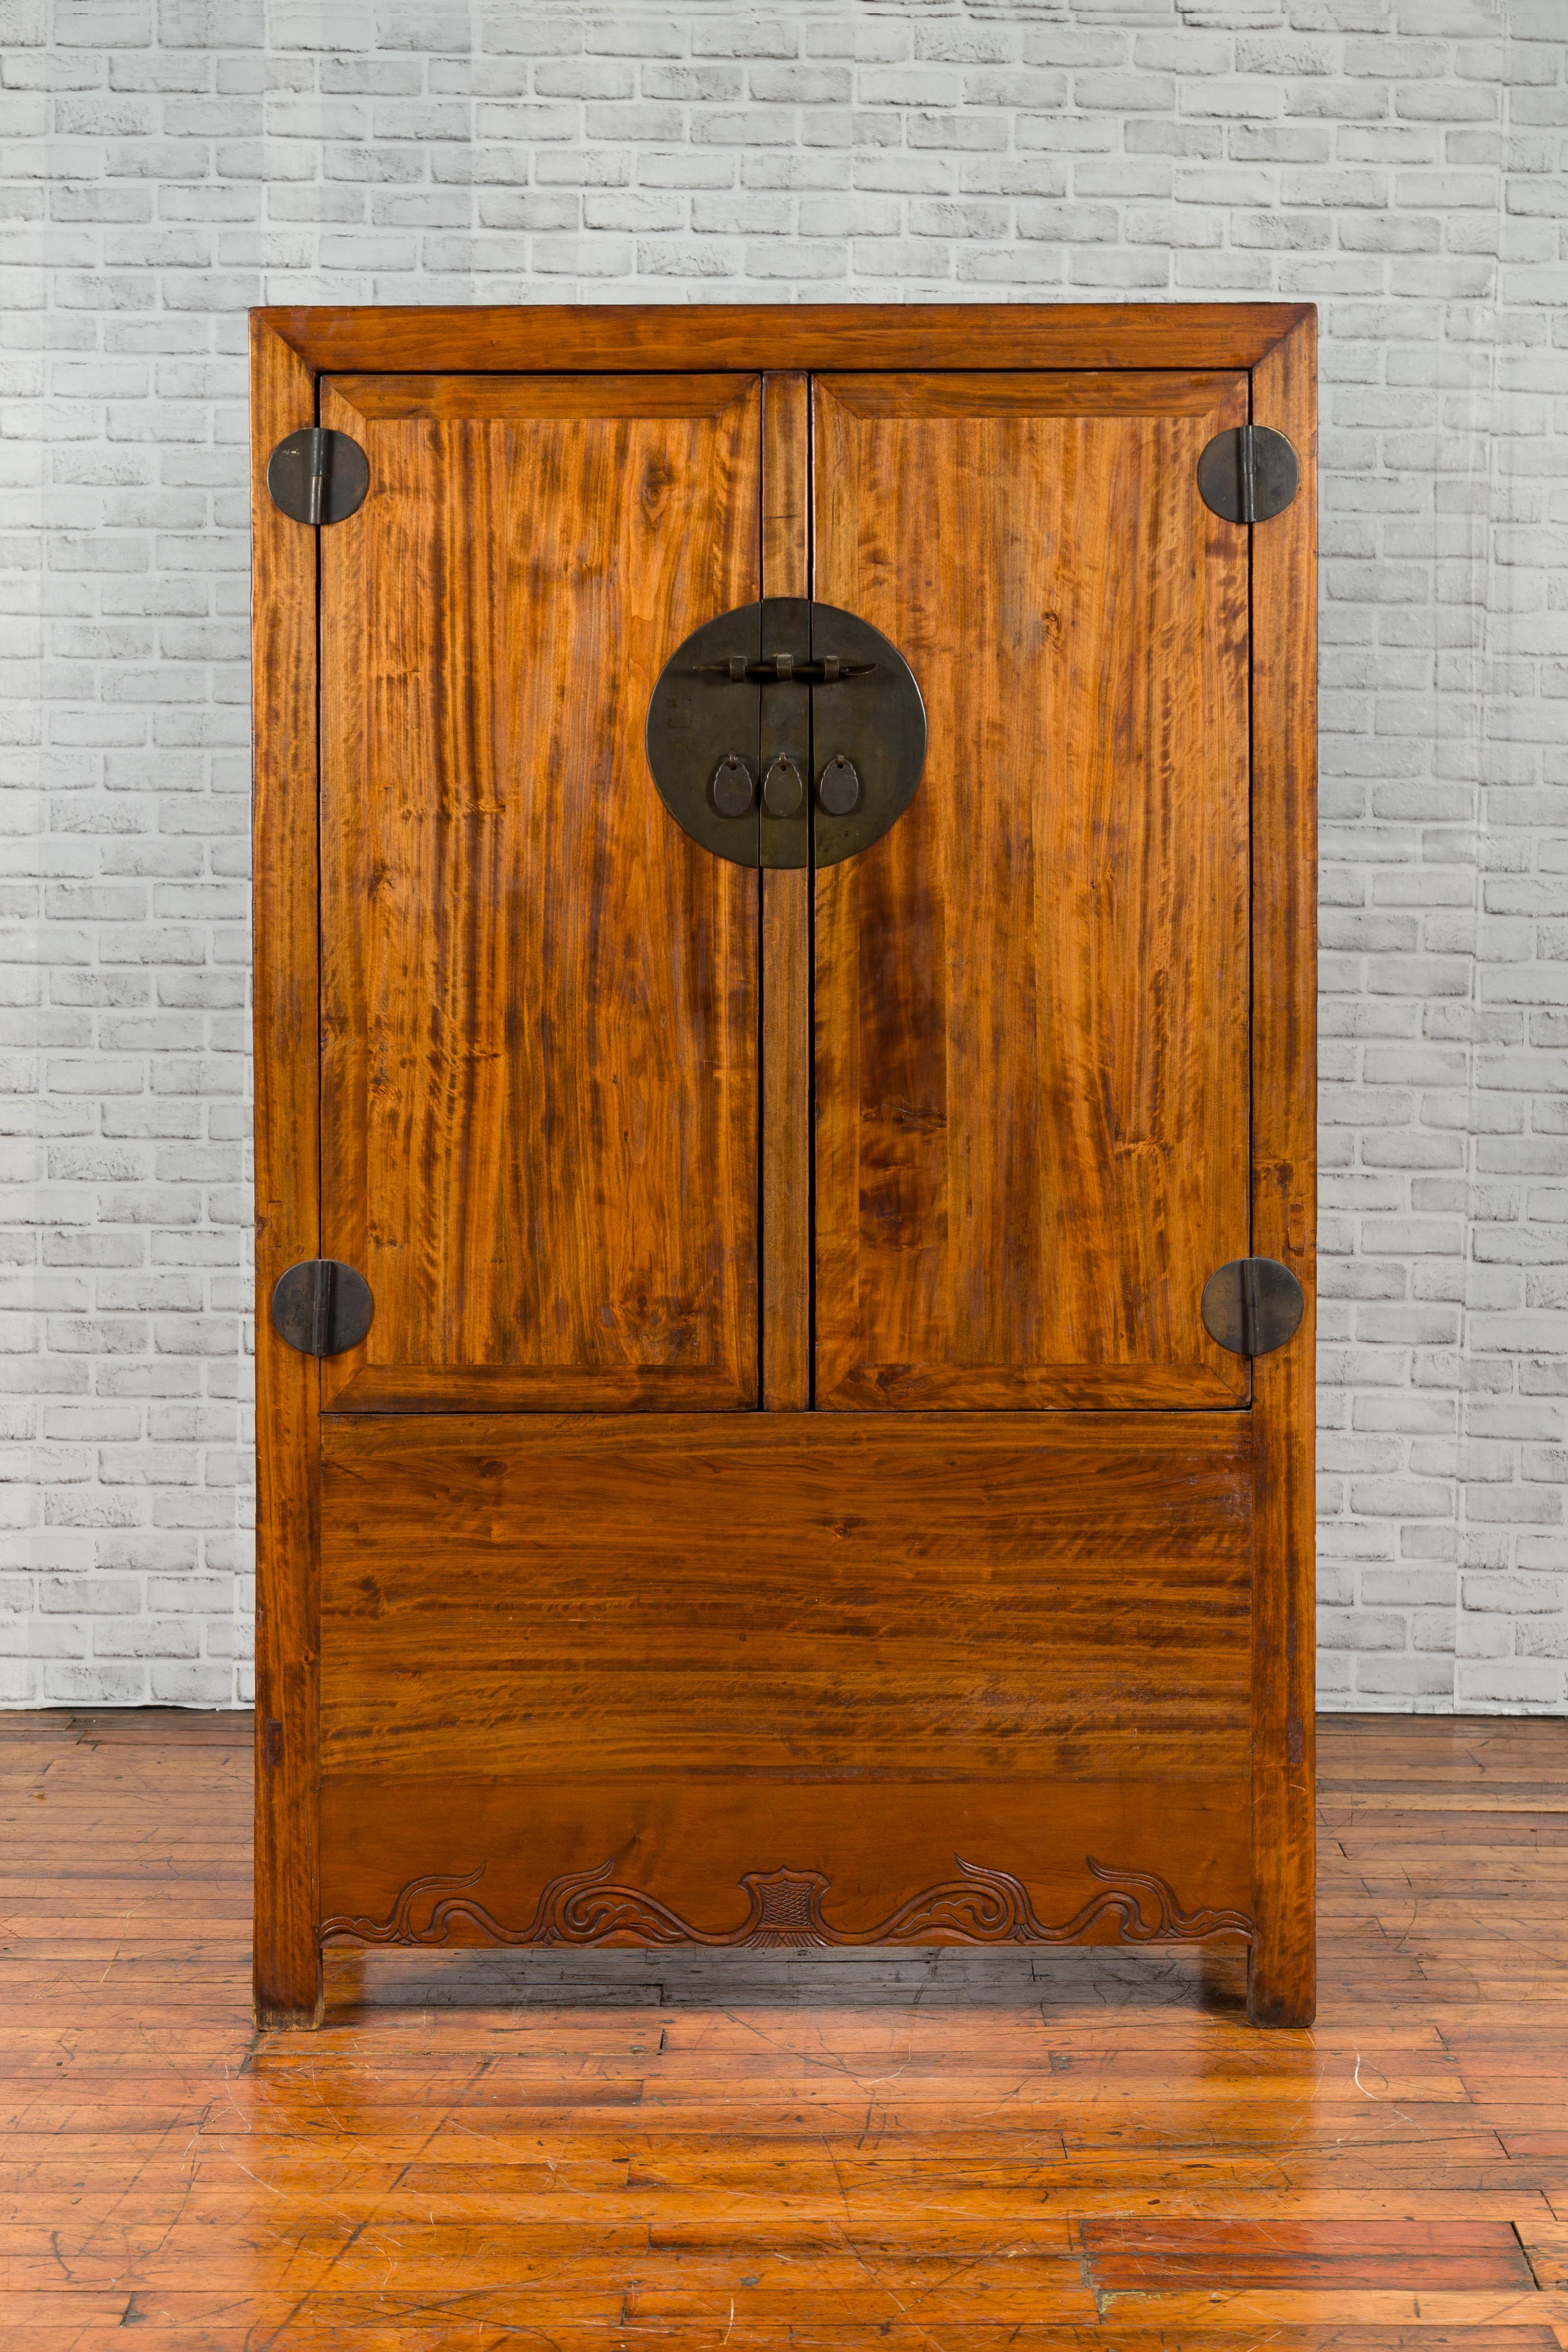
[322,1855,1255,1950]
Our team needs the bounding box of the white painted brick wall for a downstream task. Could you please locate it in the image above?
[1,0,1564,1712]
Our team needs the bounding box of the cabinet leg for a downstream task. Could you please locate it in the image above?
[254,1989,324,2031]
[1246,1930,1315,2029]
[253,1699,323,2030]
[253,1943,323,2032]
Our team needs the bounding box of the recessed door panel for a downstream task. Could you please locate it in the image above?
[813,371,1252,1411]
[317,374,763,1411]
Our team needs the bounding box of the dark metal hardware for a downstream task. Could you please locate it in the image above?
[645,599,926,873]
[698,654,874,686]
[763,756,804,818]
[818,755,861,817]
[267,426,370,527]
[271,1259,374,1358]
[1201,1257,1304,1358]
[1197,424,1299,526]
[711,754,755,817]
[755,600,812,871]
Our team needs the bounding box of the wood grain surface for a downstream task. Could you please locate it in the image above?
[812,372,1252,1411]
[2,1709,1565,2346]
[256,301,1314,377]
[316,372,762,1412]
[1245,314,1320,2028]
[248,316,323,2029]
[760,374,812,1410]
[317,1411,1253,1774]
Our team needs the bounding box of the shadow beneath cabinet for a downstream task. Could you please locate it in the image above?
[322,1941,1250,2015]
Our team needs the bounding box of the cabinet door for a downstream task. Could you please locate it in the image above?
[317,374,762,1412]
[813,372,1252,1411]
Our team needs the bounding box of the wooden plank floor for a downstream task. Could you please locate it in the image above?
[1,1711,1567,2348]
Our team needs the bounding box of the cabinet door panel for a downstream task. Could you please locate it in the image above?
[317,374,762,1412]
[813,371,1251,1411]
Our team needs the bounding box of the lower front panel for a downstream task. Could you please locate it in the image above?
[317,1414,1256,1950]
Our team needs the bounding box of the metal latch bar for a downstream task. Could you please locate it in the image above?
[697,654,875,685]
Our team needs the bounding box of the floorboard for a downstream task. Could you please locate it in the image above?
[0,1709,1565,2345]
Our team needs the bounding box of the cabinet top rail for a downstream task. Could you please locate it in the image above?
[253,302,1315,379]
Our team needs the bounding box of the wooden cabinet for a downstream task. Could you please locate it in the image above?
[252,306,1316,2028]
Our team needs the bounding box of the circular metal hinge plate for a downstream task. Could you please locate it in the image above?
[1201,1257,1305,1358]
[267,427,370,527]
[271,1259,374,1357]
[1196,425,1299,525]
[644,600,926,870]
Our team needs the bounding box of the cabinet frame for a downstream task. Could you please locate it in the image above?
[250,303,1316,2028]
